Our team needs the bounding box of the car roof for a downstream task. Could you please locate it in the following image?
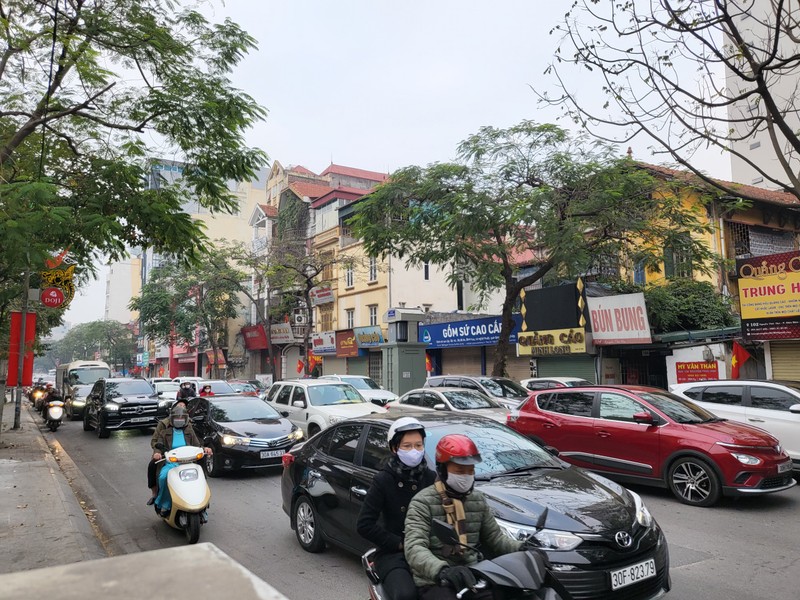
[277,379,355,387]
[100,377,145,383]
[345,410,505,429]
[523,377,588,382]
[200,394,260,403]
[409,387,483,393]
[533,384,667,394]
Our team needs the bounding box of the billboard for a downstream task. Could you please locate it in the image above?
[587,293,652,345]
[736,250,800,340]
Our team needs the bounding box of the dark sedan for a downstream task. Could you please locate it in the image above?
[281,412,671,600]
[188,395,304,477]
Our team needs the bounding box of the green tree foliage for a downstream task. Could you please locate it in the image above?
[130,257,245,378]
[0,0,267,343]
[51,320,136,371]
[351,121,717,376]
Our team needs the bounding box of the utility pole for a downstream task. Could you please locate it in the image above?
[13,269,31,429]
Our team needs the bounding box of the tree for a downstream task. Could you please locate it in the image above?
[543,0,800,200]
[0,0,267,341]
[51,320,136,371]
[130,258,245,378]
[351,121,717,376]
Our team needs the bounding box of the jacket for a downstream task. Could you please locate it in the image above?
[150,421,202,453]
[404,483,522,587]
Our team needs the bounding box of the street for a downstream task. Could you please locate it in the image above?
[48,416,798,600]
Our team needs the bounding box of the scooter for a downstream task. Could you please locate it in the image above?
[43,395,65,432]
[155,445,211,544]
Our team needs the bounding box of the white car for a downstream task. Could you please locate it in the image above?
[264,379,387,436]
[317,375,398,405]
[671,379,800,472]
[520,377,593,391]
[387,387,510,423]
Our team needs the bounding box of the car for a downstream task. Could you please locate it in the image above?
[187,395,304,477]
[265,379,387,437]
[507,384,795,506]
[197,379,237,395]
[316,375,399,406]
[172,376,204,385]
[65,384,93,420]
[671,379,800,472]
[227,380,260,397]
[148,377,172,386]
[520,377,593,391]
[387,387,509,423]
[281,412,671,600]
[153,381,182,407]
[83,378,168,438]
[425,375,531,409]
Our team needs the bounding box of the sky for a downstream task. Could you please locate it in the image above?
[65,0,732,325]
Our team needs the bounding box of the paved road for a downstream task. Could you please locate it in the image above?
[49,417,798,600]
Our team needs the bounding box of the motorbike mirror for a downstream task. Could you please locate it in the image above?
[431,518,460,546]
[633,411,655,425]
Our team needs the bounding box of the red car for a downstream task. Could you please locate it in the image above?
[507,384,795,507]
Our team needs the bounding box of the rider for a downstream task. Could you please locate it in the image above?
[147,396,190,504]
[357,417,436,600]
[404,434,522,600]
[199,384,214,397]
[150,404,211,517]
[176,381,196,402]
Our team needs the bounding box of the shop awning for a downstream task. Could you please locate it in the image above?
[655,325,741,344]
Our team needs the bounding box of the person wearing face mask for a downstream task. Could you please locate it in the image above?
[404,434,522,600]
[357,417,436,600]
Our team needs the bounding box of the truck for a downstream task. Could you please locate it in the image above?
[56,360,112,402]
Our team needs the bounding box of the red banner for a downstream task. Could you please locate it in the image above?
[241,324,269,350]
[7,312,37,387]
[675,361,720,384]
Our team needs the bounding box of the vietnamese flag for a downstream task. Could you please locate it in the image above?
[731,341,752,379]
[425,353,433,372]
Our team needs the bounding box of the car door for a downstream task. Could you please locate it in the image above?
[422,391,446,410]
[746,386,800,465]
[694,385,746,423]
[399,391,428,412]
[270,384,300,427]
[350,424,393,553]
[87,381,103,424]
[187,399,211,443]
[533,391,597,467]
[593,392,661,478]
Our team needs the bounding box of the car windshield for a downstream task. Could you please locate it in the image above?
[442,390,499,410]
[209,398,281,422]
[106,380,154,398]
[155,382,181,393]
[73,385,93,398]
[479,377,529,398]
[231,382,257,392]
[639,391,717,424]
[424,422,558,477]
[308,384,365,406]
[339,376,381,390]
[69,367,110,385]
[203,381,236,394]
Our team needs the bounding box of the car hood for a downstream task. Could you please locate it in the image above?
[321,403,388,417]
[358,389,398,401]
[219,418,294,439]
[683,420,779,446]
[109,394,158,404]
[478,467,636,534]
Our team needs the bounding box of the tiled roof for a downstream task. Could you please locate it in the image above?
[320,163,389,182]
[288,165,316,176]
[257,203,278,217]
[287,181,335,200]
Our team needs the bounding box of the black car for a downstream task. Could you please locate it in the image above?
[65,384,93,420]
[83,378,167,438]
[188,395,304,477]
[281,412,671,600]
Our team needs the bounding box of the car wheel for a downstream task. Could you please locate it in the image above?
[307,423,320,437]
[667,456,721,507]
[294,496,325,553]
[65,401,73,421]
[83,410,94,432]
[204,452,223,478]
[96,415,110,439]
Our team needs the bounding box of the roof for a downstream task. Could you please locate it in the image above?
[257,203,278,218]
[287,181,335,200]
[311,186,371,208]
[288,165,316,176]
[320,163,389,182]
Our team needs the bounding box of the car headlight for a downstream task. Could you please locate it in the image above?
[629,491,653,528]
[158,399,172,409]
[328,416,344,424]
[104,402,120,412]
[495,517,582,551]
[288,428,304,441]
[73,399,85,406]
[221,435,251,447]
[731,452,762,466]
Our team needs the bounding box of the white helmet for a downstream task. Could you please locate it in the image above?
[387,416,425,450]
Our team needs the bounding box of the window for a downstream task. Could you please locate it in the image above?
[362,425,390,470]
[275,385,293,406]
[701,386,743,405]
[402,392,423,407]
[326,424,363,463]
[321,252,334,281]
[664,235,693,279]
[346,308,355,329]
[320,306,333,331]
[750,387,799,411]
[265,385,281,402]
[423,261,430,281]
[458,379,481,391]
[368,256,378,282]
[368,305,378,326]
[599,393,647,422]
[422,392,444,409]
[345,265,354,288]
[426,377,445,388]
[680,387,704,400]
[543,392,595,417]
[369,352,382,385]
[633,261,646,286]
[526,381,558,391]
[291,387,308,407]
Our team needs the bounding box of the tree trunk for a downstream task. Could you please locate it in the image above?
[491,281,521,376]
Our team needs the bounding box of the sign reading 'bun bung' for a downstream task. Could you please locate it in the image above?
[586,293,652,345]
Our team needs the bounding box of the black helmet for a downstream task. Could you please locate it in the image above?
[170,405,189,429]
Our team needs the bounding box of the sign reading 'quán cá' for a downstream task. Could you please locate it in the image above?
[517,328,586,356]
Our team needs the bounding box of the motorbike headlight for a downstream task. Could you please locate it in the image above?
[495,517,583,551]
[104,402,120,412]
[630,491,653,528]
[48,401,64,407]
[221,435,250,447]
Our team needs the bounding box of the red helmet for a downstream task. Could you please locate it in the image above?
[435,434,482,466]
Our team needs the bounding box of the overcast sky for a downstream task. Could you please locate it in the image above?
[65,0,732,325]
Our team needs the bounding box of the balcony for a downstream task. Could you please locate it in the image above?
[252,235,271,253]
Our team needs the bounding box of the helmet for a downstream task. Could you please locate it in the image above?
[180,381,194,388]
[387,417,426,451]
[170,405,189,429]
[435,434,482,481]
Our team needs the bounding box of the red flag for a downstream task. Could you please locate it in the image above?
[296,359,305,373]
[731,341,752,379]
[425,353,432,372]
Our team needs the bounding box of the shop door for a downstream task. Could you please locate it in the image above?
[770,341,800,380]
[441,347,482,374]
[505,355,533,381]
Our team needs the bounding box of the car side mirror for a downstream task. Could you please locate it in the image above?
[292,400,306,409]
[790,404,800,414]
[157,391,163,396]
[433,403,449,411]
[431,518,460,546]
[633,412,655,425]
[280,410,290,418]
[544,445,560,456]
[370,398,386,407]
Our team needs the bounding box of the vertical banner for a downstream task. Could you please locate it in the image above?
[7,312,37,387]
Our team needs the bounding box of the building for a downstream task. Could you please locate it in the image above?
[104,256,141,323]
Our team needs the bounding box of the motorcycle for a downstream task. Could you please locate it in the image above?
[30,386,48,411]
[154,445,211,544]
[43,395,65,432]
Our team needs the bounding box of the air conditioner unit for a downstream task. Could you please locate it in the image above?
[293,313,307,325]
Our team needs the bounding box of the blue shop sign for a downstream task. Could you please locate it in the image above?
[419,315,522,349]
[353,326,385,348]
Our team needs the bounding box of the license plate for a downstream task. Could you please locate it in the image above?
[610,558,656,590]
[778,461,792,474]
[261,450,285,459]
[131,416,152,423]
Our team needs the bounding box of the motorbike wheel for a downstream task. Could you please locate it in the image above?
[96,415,110,439]
[83,410,94,432]
[294,496,325,553]
[185,513,201,544]
[48,421,59,432]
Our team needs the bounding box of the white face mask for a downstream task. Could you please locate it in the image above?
[397,448,424,467]
[447,472,474,494]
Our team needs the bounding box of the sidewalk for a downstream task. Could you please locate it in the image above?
[0,394,106,574]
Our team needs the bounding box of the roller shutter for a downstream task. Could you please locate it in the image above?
[770,341,800,380]
[505,355,533,381]
[321,357,346,375]
[441,347,482,374]
[537,356,597,383]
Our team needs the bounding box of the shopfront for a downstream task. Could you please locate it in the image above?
[353,326,385,384]
[312,331,342,374]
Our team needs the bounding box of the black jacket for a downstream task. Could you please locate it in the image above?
[357,459,436,556]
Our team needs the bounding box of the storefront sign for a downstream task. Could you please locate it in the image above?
[675,361,720,384]
[517,328,586,356]
[309,285,334,306]
[354,326,385,347]
[205,349,226,365]
[587,293,652,345]
[336,330,360,357]
[419,315,522,349]
[311,331,336,354]
[737,250,800,340]
[270,323,295,344]
[241,324,269,350]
